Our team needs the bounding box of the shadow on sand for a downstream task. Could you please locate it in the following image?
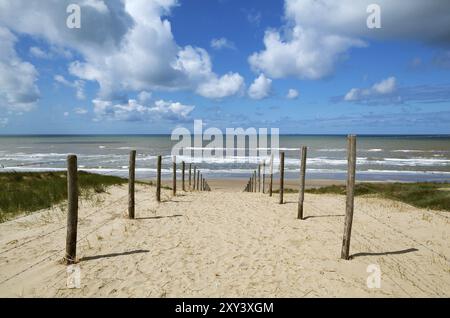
[80,249,149,262]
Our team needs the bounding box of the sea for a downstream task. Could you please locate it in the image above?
[0,135,449,182]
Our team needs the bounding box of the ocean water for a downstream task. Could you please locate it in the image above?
[0,135,449,182]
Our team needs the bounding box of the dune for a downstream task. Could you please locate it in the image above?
[0,181,448,297]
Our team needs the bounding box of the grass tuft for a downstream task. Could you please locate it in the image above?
[0,171,126,222]
[305,182,450,212]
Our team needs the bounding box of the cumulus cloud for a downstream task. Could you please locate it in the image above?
[0,27,40,113]
[0,0,244,105]
[54,75,86,100]
[344,77,397,102]
[250,0,450,80]
[286,89,299,99]
[196,73,244,99]
[248,74,272,100]
[249,25,366,80]
[92,98,195,122]
[211,37,235,50]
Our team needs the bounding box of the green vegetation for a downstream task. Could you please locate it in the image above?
[305,182,450,212]
[0,172,127,222]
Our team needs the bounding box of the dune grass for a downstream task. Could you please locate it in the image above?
[304,182,450,212]
[0,171,127,222]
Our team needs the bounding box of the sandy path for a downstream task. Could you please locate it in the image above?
[0,183,448,297]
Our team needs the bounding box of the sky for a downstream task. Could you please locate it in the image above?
[0,0,450,135]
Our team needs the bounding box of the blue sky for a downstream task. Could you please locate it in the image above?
[0,0,450,134]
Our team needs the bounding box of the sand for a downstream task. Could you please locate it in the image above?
[0,180,449,297]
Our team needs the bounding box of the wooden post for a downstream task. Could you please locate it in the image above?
[156,155,162,203]
[250,176,253,192]
[297,146,307,220]
[262,160,266,194]
[197,170,200,191]
[65,155,78,264]
[253,171,257,192]
[172,157,177,196]
[189,163,192,189]
[128,150,136,219]
[341,135,357,260]
[193,166,197,190]
[269,153,274,197]
[279,152,285,204]
[258,164,261,192]
[182,161,186,191]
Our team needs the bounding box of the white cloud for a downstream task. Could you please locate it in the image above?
[92,98,195,122]
[74,107,88,115]
[196,73,244,99]
[250,0,450,80]
[137,91,152,103]
[249,26,366,80]
[0,0,244,103]
[29,46,50,59]
[248,74,272,100]
[54,75,86,100]
[344,76,397,102]
[211,37,235,50]
[285,0,450,44]
[0,27,40,113]
[286,89,299,99]
[63,112,69,117]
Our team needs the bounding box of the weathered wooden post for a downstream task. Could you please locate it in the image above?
[250,176,253,192]
[182,161,186,191]
[156,155,162,203]
[269,153,274,197]
[172,157,177,196]
[341,135,357,260]
[189,163,192,189]
[297,146,307,220]
[262,160,266,194]
[193,166,197,190]
[65,155,78,264]
[253,171,257,192]
[128,150,136,219]
[197,170,200,191]
[279,152,285,204]
[258,164,261,192]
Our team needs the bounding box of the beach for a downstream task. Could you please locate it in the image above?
[0,181,448,297]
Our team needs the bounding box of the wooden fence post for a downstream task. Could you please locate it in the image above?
[279,152,285,204]
[172,157,177,196]
[258,164,261,192]
[269,153,274,197]
[193,166,197,190]
[253,171,257,192]
[341,135,357,260]
[189,163,192,189]
[65,155,78,264]
[262,160,266,194]
[156,155,162,203]
[128,150,136,219]
[297,146,307,220]
[182,161,186,191]
[197,170,200,191]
